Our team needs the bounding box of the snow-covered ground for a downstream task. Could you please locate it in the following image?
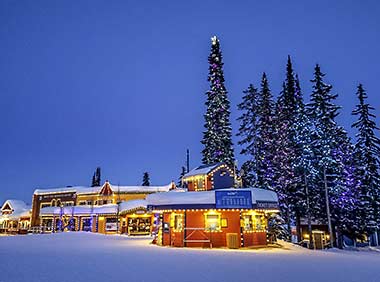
[0,233,379,282]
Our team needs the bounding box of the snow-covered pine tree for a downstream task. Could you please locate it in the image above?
[178,166,187,187]
[201,36,235,168]
[306,64,341,247]
[91,167,101,187]
[292,74,316,243]
[142,172,150,186]
[236,84,260,186]
[256,73,275,189]
[330,127,359,247]
[272,57,298,240]
[352,84,380,245]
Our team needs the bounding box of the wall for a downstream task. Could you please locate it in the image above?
[162,210,267,248]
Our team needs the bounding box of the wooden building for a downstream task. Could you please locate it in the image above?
[33,181,174,234]
[0,200,31,234]
[147,187,279,248]
[182,163,235,191]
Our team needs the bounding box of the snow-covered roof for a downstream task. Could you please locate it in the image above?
[146,188,278,209]
[183,163,224,178]
[119,200,148,214]
[39,200,149,216]
[1,200,29,212]
[34,182,173,195]
[0,200,31,220]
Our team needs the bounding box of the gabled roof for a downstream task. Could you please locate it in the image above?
[0,199,31,220]
[1,200,29,213]
[183,163,225,178]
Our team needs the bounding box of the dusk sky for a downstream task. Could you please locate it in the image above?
[1,0,379,203]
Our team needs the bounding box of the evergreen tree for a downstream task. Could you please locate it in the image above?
[306,64,341,247]
[256,73,275,189]
[142,172,150,186]
[236,84,260,186]
[178,166,187,187]
[352,84,380,243]
[292,74,316,243]
[91,167,101,187]
[272,57,298,239]
[201,36,235,168]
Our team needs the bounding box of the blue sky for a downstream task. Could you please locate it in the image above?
[1,0,379,202]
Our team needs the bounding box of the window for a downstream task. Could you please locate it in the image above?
[173,214,183,231]
[86,200,93,205]
[205,213,221,231]
[243,215,253,231]
[79,201,86,206]
[41,203,51,209]
[196,178,205,191]
[254,215,264,231]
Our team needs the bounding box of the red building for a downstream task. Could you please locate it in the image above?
[182,163,235,191]
[148,165,279,248]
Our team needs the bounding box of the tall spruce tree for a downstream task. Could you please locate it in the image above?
[291,74,315,243]
[236,84,260,186]
[201,36,235,168]
[272,57,298,239]
[256,73,275,189]
[91,167,101,187]
[142,172,150,186]
[306,64,341,247]
[352,84,380,244]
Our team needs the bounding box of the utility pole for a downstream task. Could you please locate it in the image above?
[323,166,334,248]
[186,149,190,173]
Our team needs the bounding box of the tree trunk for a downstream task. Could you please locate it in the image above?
[323,166,334,248]
[296,211,302,243]
[304,174,313,249]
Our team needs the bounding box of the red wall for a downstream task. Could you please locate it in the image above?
[162,210,268,248]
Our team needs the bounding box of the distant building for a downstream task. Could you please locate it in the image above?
[32,181,175,235]
[0,200,31,234]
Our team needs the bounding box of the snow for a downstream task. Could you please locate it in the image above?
[0,233,379,282]
[0,200,31,220]
[183,163,222,178]
[34,183,173,195]
[147,188,278,206]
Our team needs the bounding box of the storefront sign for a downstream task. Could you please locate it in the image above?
[256,202,279,209]
[215,190,252,209]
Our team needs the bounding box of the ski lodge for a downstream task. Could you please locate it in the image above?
[0,162,280,248]
[31,181,175,235]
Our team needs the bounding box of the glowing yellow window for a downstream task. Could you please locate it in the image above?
[173,214,183,231]
[243,215,253,231]
[205,214,221,231]
[254,215,265,231]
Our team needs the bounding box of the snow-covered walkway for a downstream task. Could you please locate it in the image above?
[0,233,378,282]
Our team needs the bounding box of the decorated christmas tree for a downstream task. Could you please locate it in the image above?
[201,36,235,168]
[352,84,380,244]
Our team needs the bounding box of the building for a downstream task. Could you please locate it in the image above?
[33,181,175,234]
[0,200,31,234]
[148,170,279,248]
[182,163,235,191]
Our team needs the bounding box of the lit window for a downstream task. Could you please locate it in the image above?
[173,214,183,231]
[243,215,253,231]
[205,214,221,231]
[254,215,264,231]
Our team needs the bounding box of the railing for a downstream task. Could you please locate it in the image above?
[29,226,53,234]
[183,227,212,247]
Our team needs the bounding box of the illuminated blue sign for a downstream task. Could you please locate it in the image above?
[215,190,252,209]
